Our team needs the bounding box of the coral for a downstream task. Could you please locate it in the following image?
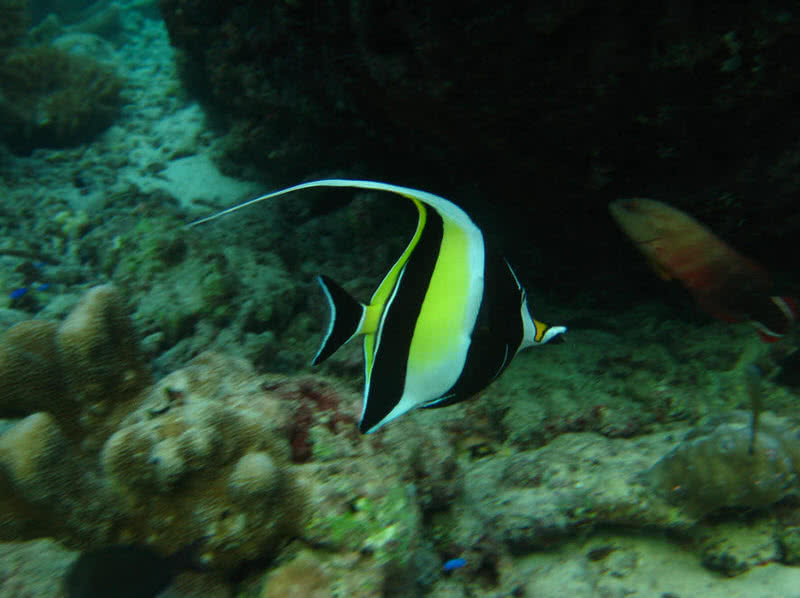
[0,411,101,543]
[259,375,360,463]
[300,448,427,573]
[108,218,308,374]
[0,320,65,417]
[56,284,149,406]
[0,284,149,437]
[100,351,308,569]
[0,413,71,504]
[259,548,389,598]
[227,451,283,503]
[0,538,78,598]
[645,412,800,517]
[0,45,123,153]
[0,285,150,543]
[0,292,311,571]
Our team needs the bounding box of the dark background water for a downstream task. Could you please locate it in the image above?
[155,0,800,314]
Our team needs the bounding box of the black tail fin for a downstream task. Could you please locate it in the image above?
[312,275,365,365]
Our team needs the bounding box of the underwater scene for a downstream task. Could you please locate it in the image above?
[2,1,800,596]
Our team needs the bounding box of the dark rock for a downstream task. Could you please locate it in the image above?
[158,1,800,291]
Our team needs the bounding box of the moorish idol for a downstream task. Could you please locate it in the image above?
[191,180,566,433]
[609,198,797,342]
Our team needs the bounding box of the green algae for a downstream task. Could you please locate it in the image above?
[112,218,188,284]
[305,484,419,566]
[777,522,800,565]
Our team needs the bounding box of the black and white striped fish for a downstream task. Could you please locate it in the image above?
[190,179,566,433]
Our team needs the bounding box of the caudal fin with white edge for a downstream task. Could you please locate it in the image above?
[312,275,366,365]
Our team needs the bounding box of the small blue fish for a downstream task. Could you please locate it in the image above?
[9,287,28,300]
[443,558,466,571]
[37,283,50,292]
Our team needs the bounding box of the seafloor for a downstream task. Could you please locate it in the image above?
[2,3,800,598]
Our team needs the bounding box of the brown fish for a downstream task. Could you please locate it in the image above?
[609,198,796,341]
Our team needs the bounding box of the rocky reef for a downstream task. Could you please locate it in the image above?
[3,2,800,595]
[0,284,441,584]
[1,165,799,594]
[2,281,800,593]
[646,412,800,517]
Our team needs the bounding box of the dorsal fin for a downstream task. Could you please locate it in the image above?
[187,179,476,231]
